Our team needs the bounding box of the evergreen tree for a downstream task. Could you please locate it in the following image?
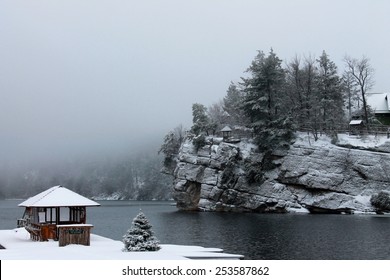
[159,124,186,173]
[207,101,225,135]
[243,50,284,123]
[159,131,180,167]
[191,103,211,135]
[122,211,161,252]
[241,49,293,150]
[241,49,285,124]
[223,82,246,125]
[315,51,344,130]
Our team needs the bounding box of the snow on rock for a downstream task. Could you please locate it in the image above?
[169,133,390,214]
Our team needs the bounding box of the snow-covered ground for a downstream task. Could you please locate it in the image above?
[337,133,389,148]
[0,228,243,260]
[295,131,390,149]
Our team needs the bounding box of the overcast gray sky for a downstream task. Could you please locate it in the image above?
[1,0,390,164]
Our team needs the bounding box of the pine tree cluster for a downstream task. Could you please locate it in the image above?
[176,49,375,147]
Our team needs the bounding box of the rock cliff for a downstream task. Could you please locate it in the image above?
[170,133,390,213]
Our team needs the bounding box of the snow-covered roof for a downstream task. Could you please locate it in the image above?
[220,126,232,132]
[349,120,363,125]
[366,93,390,113]
[18,186,100,208]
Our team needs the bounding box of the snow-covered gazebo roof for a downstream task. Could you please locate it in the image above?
[220,126,232,132]
[18,185,100,208]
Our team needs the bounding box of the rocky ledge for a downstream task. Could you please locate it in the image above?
[169,133,390,214]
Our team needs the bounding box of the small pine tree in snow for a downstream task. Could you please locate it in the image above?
[122,211,161,252]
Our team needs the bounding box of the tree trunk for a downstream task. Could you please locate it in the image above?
[361,87,369,130]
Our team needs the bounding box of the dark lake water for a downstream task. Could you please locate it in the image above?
[1,199,390,260]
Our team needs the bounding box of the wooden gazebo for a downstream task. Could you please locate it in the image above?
[221,126,232,141]
[18,185,100,246]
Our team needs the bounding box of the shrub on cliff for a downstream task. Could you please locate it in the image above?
[243,157,264,184]
[192,133,206,151]
[370,191,390,212]
[159,125,185,172]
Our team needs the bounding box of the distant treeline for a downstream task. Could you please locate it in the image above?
[0,151,172,200]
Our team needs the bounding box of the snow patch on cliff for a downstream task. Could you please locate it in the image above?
[92,192,124,200]
[353,195,375,214]
[237,140,257,159]
[294,132,390,150]
[337,133,389,148]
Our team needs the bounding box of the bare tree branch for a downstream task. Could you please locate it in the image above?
[344,55,375,127]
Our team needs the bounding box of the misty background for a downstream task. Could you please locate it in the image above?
[1,0,390,198]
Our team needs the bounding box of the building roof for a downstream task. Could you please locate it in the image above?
[349,120,363,125]
[18,185,100,208]
[220,126,232,132]
[366,93,390,114]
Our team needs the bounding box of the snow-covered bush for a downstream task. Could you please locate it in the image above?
[122,211,161,252]
[370,191,390,212]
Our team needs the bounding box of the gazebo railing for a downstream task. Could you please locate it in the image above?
[17,218,28,228]
[25,223,42,241]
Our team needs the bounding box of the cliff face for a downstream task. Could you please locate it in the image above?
[170,134,390,213]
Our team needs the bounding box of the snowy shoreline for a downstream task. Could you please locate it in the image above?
[0,228,243,260]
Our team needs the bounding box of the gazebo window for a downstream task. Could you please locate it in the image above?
[60,207,70,222]
[38,209,46,223]
[48,208,56,223]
